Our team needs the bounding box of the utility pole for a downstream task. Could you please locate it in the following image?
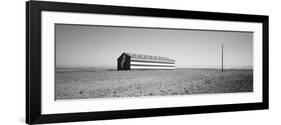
[222,43,224,72]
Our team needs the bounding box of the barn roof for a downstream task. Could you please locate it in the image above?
[123,52,175,62]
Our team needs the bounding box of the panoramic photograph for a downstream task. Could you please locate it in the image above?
[55,24,253,100]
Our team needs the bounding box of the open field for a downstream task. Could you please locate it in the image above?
[55,68,253,100]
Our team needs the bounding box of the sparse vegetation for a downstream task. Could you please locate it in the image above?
[55,68,253,100]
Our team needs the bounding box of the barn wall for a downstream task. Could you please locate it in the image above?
[130,59,175,70]
[131,66,175,69]
[131,61,175,66]
[131,58,175,64]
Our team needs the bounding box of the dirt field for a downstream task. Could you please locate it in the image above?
[55,68,253,100]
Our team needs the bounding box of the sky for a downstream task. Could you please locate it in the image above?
[55,24,253,69]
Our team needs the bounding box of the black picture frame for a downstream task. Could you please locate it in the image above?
[26,1,269,124]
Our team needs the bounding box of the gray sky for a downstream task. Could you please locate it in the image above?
[56,24,253,69]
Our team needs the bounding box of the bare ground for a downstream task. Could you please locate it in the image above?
[55,69,253,100]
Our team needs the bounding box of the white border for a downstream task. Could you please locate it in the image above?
[42,11,263,114]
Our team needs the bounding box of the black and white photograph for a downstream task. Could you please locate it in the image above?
[55,24,253,100]
[25,1,269,124]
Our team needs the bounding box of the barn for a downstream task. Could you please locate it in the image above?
[117,52,175,70]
